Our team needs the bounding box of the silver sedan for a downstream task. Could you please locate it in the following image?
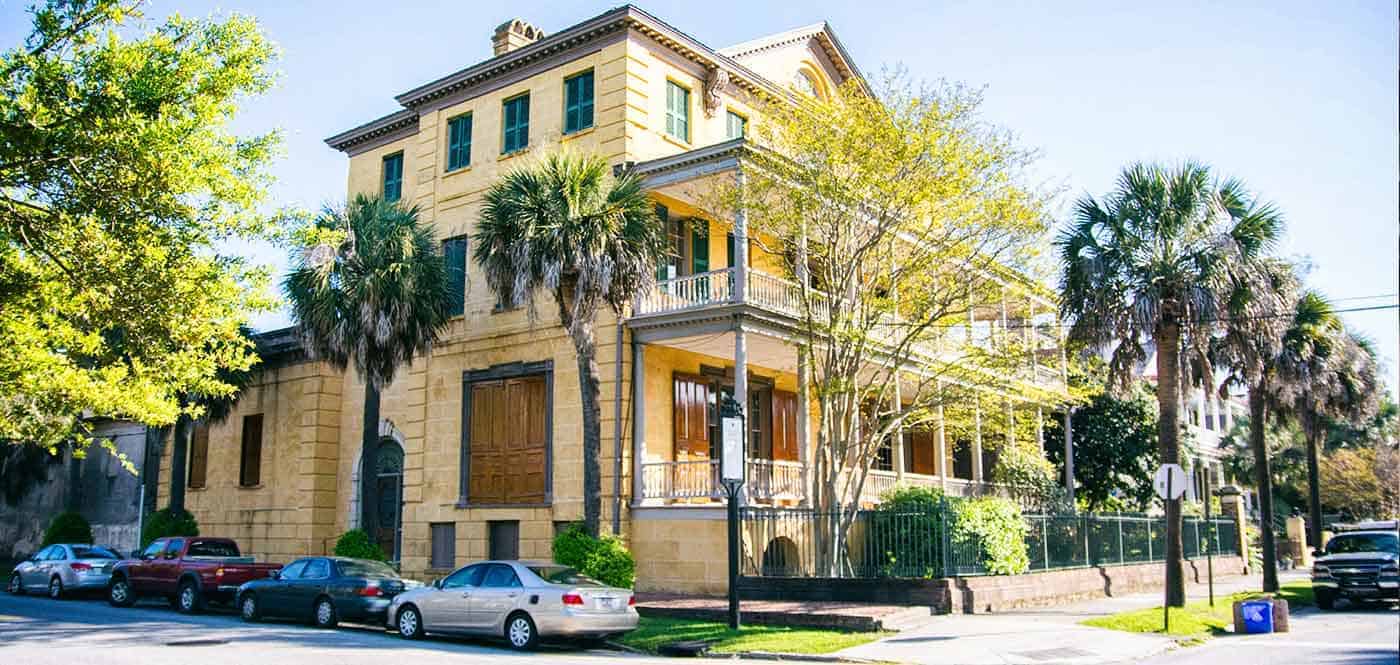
[7,544,120,599]
[388,561,638,650]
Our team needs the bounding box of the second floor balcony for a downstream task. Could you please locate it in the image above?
[632,266,1065,390]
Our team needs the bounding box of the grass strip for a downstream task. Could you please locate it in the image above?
[617,615,889,655]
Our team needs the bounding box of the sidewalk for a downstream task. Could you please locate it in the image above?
[837,571,1310,665]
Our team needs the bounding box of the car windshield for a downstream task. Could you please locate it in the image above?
[1327,533,1400,555]
[528,565,603,586]
[338,560,399,578]
[186,540,240,558]
[71,546,117,559]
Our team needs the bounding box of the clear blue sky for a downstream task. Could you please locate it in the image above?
[3,0,1397,391]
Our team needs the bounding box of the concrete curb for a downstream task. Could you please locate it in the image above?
[703,652,886,663]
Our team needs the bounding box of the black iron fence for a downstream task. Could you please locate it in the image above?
[741,505,1240,579]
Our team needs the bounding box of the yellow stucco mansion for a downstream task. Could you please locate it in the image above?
[163,5,1067,594]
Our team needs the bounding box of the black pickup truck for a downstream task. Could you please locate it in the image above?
[1311,525,1399,610]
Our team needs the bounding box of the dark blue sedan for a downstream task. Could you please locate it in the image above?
[236,557,417,628]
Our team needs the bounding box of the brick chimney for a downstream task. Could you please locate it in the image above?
[492,19,545,56]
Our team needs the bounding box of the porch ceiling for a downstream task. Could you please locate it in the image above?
[647,329,799,376]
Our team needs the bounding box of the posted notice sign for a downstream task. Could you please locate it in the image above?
[721,416,744,483]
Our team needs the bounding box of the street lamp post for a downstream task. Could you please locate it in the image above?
[719,394,746,630]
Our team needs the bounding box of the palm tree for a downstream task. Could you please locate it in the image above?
[284,195,450,535]
[1275,294,1380,547]
[1057,162,1282,605]
[475,152,664,537]
[167,327,259,514]
[1214,259,1297,593]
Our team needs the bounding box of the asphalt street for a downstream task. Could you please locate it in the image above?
[0,590,709,664]
[1137,602,1398,665]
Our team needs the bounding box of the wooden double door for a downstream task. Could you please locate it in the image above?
[672,373,800,467]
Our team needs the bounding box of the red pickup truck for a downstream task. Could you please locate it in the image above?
[108,537,282,613]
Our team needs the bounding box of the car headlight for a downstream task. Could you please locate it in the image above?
[1312,564,1329,576]
[1382,563,1398,573]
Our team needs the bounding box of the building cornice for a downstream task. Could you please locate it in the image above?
[324,5,805,153]
[323,108,420,154]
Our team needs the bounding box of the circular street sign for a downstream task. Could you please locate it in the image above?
[1154,463,1188,500]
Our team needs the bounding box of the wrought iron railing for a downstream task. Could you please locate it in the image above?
[741,504,1241,579]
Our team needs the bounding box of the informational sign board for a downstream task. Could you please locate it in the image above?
[1154,463,1188,500]
[721,416,744,483]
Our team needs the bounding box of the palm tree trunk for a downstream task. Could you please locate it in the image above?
[169,413,192,514]
[1249,390,1280,592]
[1155,321,1186,607]
[361,381,381,543]
[1304,419,1324,549]
[570,325,604,538]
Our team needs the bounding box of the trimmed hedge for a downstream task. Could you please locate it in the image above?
[141,508,198,548]
[951,496,1030,575]
[42,512,92,546]
[333,529,388,561]
[871,485,1031,576]
[552,523,635,588]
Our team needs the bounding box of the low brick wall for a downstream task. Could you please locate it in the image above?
[740,555,1248,614]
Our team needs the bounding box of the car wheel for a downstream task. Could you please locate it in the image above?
[314,597,338,629]
[8,574,22,596]
[1316,589,1336,610]
[396,605,423,640]
[48,577,64,600]
[107,577,135,607]
[505,612,538,651]
[240,593,261,622]
[177,580,203,614]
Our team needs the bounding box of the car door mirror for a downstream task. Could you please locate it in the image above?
[1312,549,1325,558]
[268,570,280,580]
[432,578,443,590]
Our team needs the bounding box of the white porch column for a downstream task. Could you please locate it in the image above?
[1064,408,1075,500]
[893,372,905,481]
[797,348,811,506]
[631,342,646,505]
[971,396,984,482]
[936,391,948,491]
[1036,406,1044,453]
[733,168,749,500]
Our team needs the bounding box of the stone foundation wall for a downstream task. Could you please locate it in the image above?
[739,555,1249,614]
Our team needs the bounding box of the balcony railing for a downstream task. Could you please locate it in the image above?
[858,469,987,505]
[633,268,1064,390]
[639,458,806,502]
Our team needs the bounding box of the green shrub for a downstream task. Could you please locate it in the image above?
[868,485,947,578]
[333,529,388,561]
[42,512,92,546]
[141,508,198,548]
[951,496,1029,575]
[552,523,636,588]
[993,443,1067,512]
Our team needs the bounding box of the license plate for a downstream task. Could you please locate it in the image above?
[598,597,617,610]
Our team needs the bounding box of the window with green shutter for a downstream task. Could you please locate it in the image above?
[442,237,467,316]
[665,81,689,142]
[564,70,594,134]
[382,152,403,202]
[502,94,530,154]
[726,111,746,139]
[447,114,472,171]
[690,220,708,274]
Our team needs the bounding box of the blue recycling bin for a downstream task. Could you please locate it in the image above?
[1239,600,1275,634]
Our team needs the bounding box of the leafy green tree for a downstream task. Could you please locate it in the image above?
[1319,448,1386,521]
[284,195,450,539]
[167,327,259,514]
[1045,384,1159,512]
[0,0,280,456]
[1057,162,1283,604]
[718,73,1051,576]
[475,152,664,537]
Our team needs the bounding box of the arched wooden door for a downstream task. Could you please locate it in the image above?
[374,440,404,562]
